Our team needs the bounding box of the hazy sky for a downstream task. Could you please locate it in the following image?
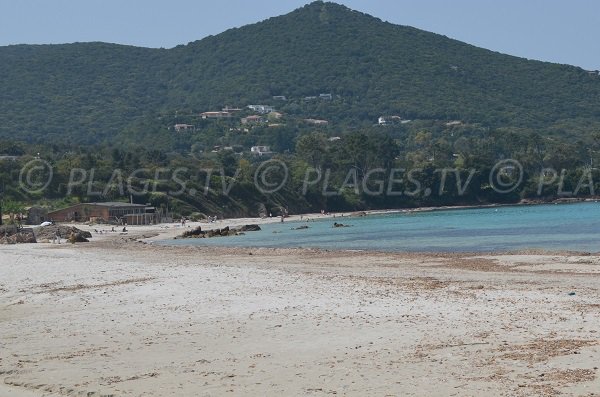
[1,0,599,69]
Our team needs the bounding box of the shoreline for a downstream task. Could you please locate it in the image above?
[2,235,600,396]
[24,198,598,255]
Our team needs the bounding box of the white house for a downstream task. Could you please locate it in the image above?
[247,105,275,114]
[174,124,195,132]
[250,146,273,156]
[378,115,403,125]
[222,106,242,112]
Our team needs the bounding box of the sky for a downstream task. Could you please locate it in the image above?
[1,0,599,70]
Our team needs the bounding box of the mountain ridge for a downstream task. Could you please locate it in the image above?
[1,1,599,145]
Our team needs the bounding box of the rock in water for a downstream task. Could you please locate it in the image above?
[238,224,261,232]
[333,222,351,228]
[177,224,261,239]
[180,226,205,238]
[291,225,309,230]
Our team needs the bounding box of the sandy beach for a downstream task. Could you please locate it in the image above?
[1,220,600,396]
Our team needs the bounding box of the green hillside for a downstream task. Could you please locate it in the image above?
[1,1,600,145]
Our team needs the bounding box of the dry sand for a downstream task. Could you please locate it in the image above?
[1,220,600,396]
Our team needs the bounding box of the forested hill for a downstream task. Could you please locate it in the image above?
[2,0,600,145]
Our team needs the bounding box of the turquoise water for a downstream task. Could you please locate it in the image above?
[163,202,600,253]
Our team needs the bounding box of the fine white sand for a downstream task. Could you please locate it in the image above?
[1,223,600,396]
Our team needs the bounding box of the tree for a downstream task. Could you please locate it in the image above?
[2,200,24,225]
[295,132,328,170]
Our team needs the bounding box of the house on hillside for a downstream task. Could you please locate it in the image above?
[272,96,287,101]
[241,115,265,125]
[211,145,235,153]
[222,106,242,112]
[250,146,273,156]
[200,111,232,119]
[268,111,283,120]
[174,124,195,132]
[319,93,333,100]
[247,105,274,114]
[377,115,403,125]
[304,118,328,125]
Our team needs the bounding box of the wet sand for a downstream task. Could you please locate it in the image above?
[1,223,600,396]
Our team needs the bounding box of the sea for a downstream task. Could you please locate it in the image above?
[162,202,600,253]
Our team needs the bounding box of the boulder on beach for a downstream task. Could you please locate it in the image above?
[34,225,92,242]
[0,225,37,244]
[68,232,89,243]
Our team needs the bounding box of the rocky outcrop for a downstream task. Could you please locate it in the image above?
[33,225,92,243]
[237,224,261,232]
[0,225,37,244]
[177,224,261,239]
[180,226,205,238]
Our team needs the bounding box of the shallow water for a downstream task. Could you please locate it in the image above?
[162,202,600,253]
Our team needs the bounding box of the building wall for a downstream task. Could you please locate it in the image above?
[47,204,144,223]
[125,213,157,225]
[47,204,110,222]
[108,206,145,219]
[26,207,48,225]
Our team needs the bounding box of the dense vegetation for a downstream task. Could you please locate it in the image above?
[2,1,600,146]
[1,1,600,218]
[2,123,600,219]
